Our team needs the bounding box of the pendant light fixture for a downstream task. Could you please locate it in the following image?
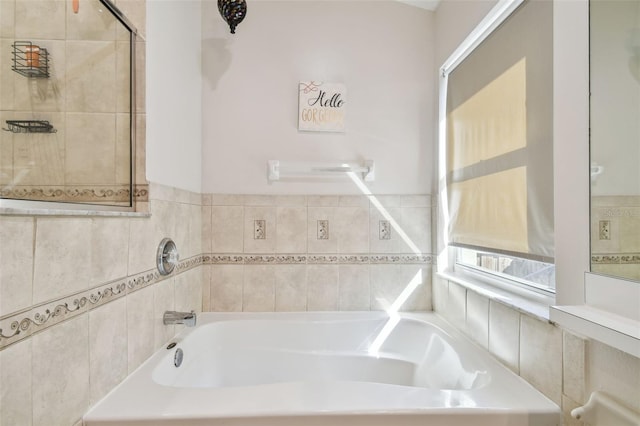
[218,0,247,34]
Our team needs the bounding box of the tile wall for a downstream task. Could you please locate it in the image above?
[201,194,435,313]
[0,183,203,426]
[433,275,640,426]
[0,0,147,205]
[590,195,640,281]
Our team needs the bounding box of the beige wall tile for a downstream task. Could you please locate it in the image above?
[175,268,202,315]
[33,218,91,304]
[339,195,369,207]
[275,265,307,311]
[519,315,562,405]
[307,195,338,207]
[202,205,212,253]
[127,215,158,274]
[0,41,15,112]
[275,195,307,206]
[210,265,243,312]
[307,207,338,253]
[134,113,146,184]
[15,0,65,39]
[66,41,117,113]
[66,0,117,41]
[369,206,431,254]
[201,265,211,312]
[445,281,466,330]
[488,300,520,373]
[115,113,131,184]
[0,216,33,316]
[134,40,145,114]
[210,194,244,206]
[65,113,116,184]
[0,338,32,426]
[91,217,129,286]
[153,278,175,348]
[0,0,15,38]
[338,265,370,310]
[243,265,275,312]
[370,265,430,311]
[307,265,338,311]
[276,206,307,253]
[126,285,155,373]
[32,315,89,426]
[587,339,640,414]
[243,195,276,206]
[89,297,127,405]
[243,206,276,253]
[211,205,243,253]
[563,331,585,404]
[336,207,369,253]
[466,291,489,349]
[431,274,448,315]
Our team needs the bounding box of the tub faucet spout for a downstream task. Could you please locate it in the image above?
[163,310,197,327]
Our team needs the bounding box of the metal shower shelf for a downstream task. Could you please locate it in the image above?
[3,120,57,134]
[11,41,50,78]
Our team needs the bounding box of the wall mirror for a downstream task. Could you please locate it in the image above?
[0,0,136,209]
[590,0,640,282]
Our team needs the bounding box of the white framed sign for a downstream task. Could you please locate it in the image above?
[298,81,346,132]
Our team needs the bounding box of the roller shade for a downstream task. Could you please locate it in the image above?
[446,0,554,262]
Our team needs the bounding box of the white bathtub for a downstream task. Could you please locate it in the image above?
[83,312,561,426]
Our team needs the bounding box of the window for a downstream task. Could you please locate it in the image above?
[440,0,555,292]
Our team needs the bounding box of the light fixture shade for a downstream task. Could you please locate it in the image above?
[218,0,247,34]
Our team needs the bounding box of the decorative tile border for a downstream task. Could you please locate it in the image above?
[592,253,640,264]
[0,252,434,352]
[0,184,149,203]
[206,253,434,265]
[0,254,203,351]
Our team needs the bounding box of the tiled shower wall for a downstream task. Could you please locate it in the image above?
[0,0,147,205]
[201,194,435,313]
[433,276,640,426]
[590,195,640,281]
[0,183,204,426]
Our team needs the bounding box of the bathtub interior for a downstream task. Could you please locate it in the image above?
[152,316,491,391]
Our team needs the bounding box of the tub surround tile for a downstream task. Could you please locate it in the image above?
[445,281,467,331]
[0,338,32,426]
[33,218,92,305]
[307,265,338,311]
[307,207,339,253]
[153,278,175,349]
[489,300,521,373]
[275,265,307,311]
[431,274,448,314]
[211,205,244,252]
[89,297,127,405]
[338,265,370,310]
[32,315,89,426]
[519,315,562,405]
[91,217,130,287]
[276,206,307,253]
[561,395,583,426]
[466,291,489,349]
[307,195,339,207]
[563,331,585,404]
[0,216,34,316]
[201,265,212,312]
[175,269,202,316]
[126,285,154,373]
[66,0,117,41]
[0,0,15,38]
[201,205,213,253]
[210,265,243,312]
[336,207,369,253]
[243,206,276,253]
[243,266,275,312]
[370,265,431,311]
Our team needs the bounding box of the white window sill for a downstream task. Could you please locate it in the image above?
[550,304,640,358]
[437,269,555,322]
[550,273,640,358]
